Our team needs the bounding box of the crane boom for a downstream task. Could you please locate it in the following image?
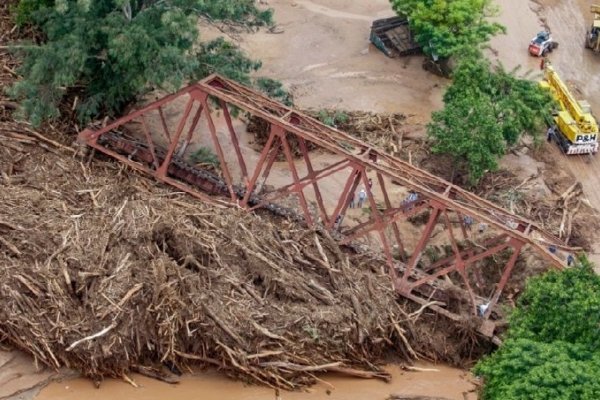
[540,65,599,155]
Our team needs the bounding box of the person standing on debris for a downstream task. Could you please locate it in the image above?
[357,189,367,208]
[567,254,575,266]
[547,126,554,143]
[401,191,418,211]
[334,214,344,231]
[478,222,488,234]
[349,193,355,208]
[478,302,490,317]
[406,191,418,204]
[400,191,418,212]
[463,215,474,231]
[368,178,373,189]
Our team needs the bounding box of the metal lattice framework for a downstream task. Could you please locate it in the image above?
[79,74,576,337]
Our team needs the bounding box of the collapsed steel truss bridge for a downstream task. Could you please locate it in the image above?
[79,74,575,337]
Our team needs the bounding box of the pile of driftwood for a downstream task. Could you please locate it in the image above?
[320,110,408,156]
[0,2,19,122]
[246,110,410,158]
[0,130,486,388]
[476,168,593,249]
[0,4,482,386]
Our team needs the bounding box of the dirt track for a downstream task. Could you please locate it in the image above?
[490,0,600,263]
[536,0,600,262]
[239,0,445,123]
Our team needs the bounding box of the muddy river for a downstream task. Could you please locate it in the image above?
[36,364,477,400]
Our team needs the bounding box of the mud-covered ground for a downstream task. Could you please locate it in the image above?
[236,0,600,264]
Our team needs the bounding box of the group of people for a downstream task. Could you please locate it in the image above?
[348,178,373,208]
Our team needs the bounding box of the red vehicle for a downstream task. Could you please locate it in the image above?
[528,31,558,56]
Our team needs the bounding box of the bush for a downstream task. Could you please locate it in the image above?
[9,0,272,127]
[193,37,262,85]
[191,146,219,168]
[474,257,600,399]
[315,110,349,128]
[196,0,273,26]
[12,0,53,26]
[475,339,600,400]
[427,55,553,184]
[389,0,504,59]
[508,259,600,350]
[255,77,293,106]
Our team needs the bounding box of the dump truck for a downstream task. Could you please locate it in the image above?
[541,65,599,155]
[369,16,420,57]
[585,4,600,52]
[370,16,451,77]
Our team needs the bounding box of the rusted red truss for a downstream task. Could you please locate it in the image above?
[79,74,577,336]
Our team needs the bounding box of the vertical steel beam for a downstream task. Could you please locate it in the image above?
[177,102,204,158]
[361,173,399,281]
[326,166,362,230]
[298,137,329,225]
[220,100,249,183]
[443,211,477,315]
[139,115,159,170]
[158,106,171,142]
[200,96,237,202]
[240,124,278,207]
[279,131,314,226]
[482,240,525,319]
[156,97,195,178]
[256,139,281,194]
[399,204,442,292]
[377,172,405,257]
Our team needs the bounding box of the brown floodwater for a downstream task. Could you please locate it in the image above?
[36,364,477,400]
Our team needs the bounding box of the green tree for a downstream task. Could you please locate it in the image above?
[508,259,600,351]
[389,0,505,58]
[428,92,505,184]
[427,55,553,184]
[8,0,271,126]
[446,57,553,145]
[255,77,293,106]
[475,339,600,400]
[11,0,53,26]
[474,258,600,400]
[192,37,262,85]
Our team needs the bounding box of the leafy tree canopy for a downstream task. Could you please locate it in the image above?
[508,260,600,351]
[445,55,553,145]
[474,258,600,399]
[427,54,553,184]
[389,0,505,58]
[428,89,505,184]
[475,338,600,400]
[9,0,272,126]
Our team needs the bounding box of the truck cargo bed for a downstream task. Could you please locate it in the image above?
[370,16,421,57]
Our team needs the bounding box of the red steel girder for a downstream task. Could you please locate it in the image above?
[78,74,578,333]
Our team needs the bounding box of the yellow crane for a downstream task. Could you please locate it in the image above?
[585,4,600,52]
[540,65,599,155]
